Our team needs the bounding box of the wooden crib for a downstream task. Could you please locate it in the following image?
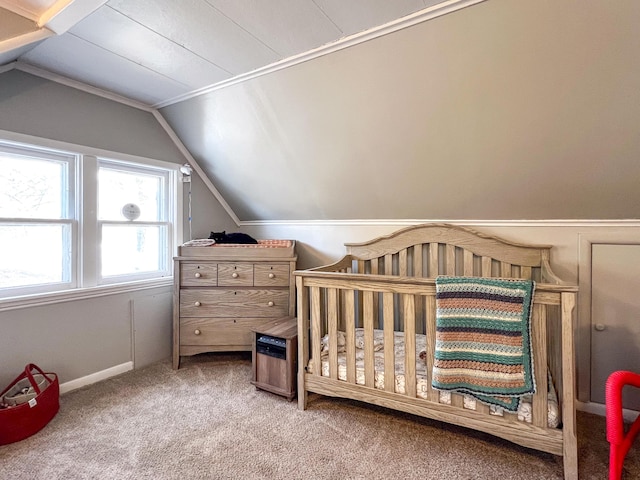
[295,224,579,479]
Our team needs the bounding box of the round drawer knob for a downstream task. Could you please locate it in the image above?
[232,272,239,278]
[194,301,201,307]
[268,273,275,279]
[594,323,606,331]
[194,329,201,335]
[194,272,201,278]
[267,301,274,307]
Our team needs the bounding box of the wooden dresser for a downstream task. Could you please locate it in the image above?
[172,240,296,369]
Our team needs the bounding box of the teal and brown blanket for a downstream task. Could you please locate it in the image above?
[431,276,536,412]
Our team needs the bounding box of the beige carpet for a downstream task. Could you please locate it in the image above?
[1,353,638,479]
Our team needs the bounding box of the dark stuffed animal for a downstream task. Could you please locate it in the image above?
[209,231,258,244]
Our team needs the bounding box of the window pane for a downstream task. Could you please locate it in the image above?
[99,167,163,221]
[101,225,165,277]
[0,224,71,288]
[0,155,67,219]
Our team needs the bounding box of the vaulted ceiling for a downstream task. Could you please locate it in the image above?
[0,0,447,107]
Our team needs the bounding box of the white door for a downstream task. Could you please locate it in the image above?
[591,244,640,408]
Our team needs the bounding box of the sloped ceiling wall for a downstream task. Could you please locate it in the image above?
[160,0,640,221]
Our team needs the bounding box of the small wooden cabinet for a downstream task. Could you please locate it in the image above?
[251,317,298,401]
[173,240,296,369]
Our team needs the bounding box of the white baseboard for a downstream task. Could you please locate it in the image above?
[59,361,133,395]
[577,400,639,423]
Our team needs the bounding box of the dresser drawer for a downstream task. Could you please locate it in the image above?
[254,263,290,287]
[180,289,289,318]
[180,263,218,286]
[180,317,272,347]
[218,263,254,286]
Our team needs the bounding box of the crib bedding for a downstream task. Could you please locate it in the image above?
[312,328,560,428]
[433,276,537,412]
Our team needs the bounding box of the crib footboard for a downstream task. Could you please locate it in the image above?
[295,270,578,479]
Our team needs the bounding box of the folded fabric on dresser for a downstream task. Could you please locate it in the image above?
[431,276,536,412]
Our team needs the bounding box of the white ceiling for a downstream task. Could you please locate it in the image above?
[0,0,445,107]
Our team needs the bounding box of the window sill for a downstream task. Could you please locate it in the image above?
[0,278,173,312]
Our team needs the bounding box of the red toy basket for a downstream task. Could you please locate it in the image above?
[0,364,60,445]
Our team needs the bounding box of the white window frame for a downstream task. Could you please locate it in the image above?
[0,140,79,297]
[95,157,175,285]
[0,131,182,306]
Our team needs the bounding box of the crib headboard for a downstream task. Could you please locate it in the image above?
[340,223,563,284]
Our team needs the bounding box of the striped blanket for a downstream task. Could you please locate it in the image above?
[431,276,536,412]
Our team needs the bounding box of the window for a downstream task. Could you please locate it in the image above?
[0,138,178,299]
[98,159,172,283]
[0,142,76,296]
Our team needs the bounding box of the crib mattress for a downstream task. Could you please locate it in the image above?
[311,329,559,428]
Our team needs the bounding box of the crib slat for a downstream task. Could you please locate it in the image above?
[403,294,417,398]
[370,258,378,274]
[311,286,322,377]
[481,256,492,277]
[385,254,393,275]
[463,249,473,276]
[354,277,364,329]
[344,289,356,384]
[327,288,339,380]
[370,259,379,329]
[399,249,408,276]
[446,244,455,275]
[338,288,346,332]
[413,245,423,277]
[414,247,425,329]
[532,303,548,428]
[547,306,563,403]
[425,294,438,402]
[501,261,512,277]
[297,276,309,410]
[363,290,375,388]
[451,393,464,408]
[475,401,490,414]
[383,292,395,392]
[429,242,438,277]
[521,265,532,280]
[398,249,407,325]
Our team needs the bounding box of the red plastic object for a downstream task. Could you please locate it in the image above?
[0,364,60,445]
[606,370,640,480]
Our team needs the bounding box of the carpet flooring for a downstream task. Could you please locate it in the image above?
[1,353,638,479]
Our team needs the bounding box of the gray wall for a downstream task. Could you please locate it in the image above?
[183,172,238,241]
[0,70,183,163]
[0,288,169,386]
[0,71,236,389]
[161,0,640,221]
